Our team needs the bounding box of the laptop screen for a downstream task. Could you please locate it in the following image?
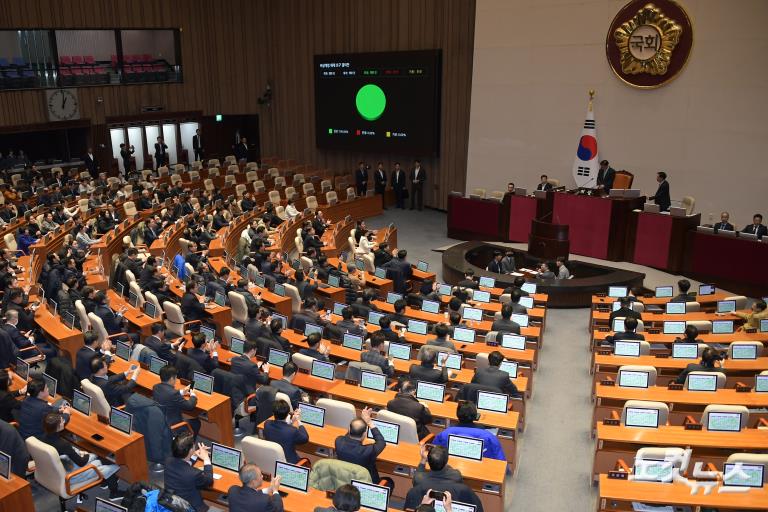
[618,370,649,388]
[273,284,285,297]
[298,403,326,427]
[211,442,241,472]
[333,302,348,316]
[712,320,734,334]
[421,299,440,314]
[416,261,429,272]
[478,276,495,288]
[699,284,716,296]
[416,381,445,402]
[42,373,57,397]
[462,307,483,322]
[268,348,289,367]
[386,292,403,304]
[472,290,490,303]
[367,419,400,444]
[655,286,673,298]
[663,321,686,335]
[732,344,757,360]
[717,300,736,313]
[519,296,534,309]
[351,480,390,512]
[665,302,686,314]
[687,373,718,391]
[149,356,167,375]
[374,268,387,279]
[115,341,131,361]
[436,352,462,370]
[94,498,128,512]
[672,343,699,359]
[520,282,536,294]
[360,371,387,392]
[342,333,364,351]
[476,391,508,413]
[624,407,659,428]
[407,319,428,335]
[368,311,384,326]
[200,325,216,342]
[304,323,324,337]
[275,461,310,493]
[723,463,764,488]
[230,337,245,355]
[438,284,452,296]
[387,342,411,360]
[15,357,29,381]
[511,313,529,327]
[452,326,475,343]
[272,314,288,330]
[72,389,92,416]
[193,372,214,394]
[608,286,628,298]
[501,334,526,350]
[109,408,133,435]
[499,360,518,378]
[254,274,267,287]
[448,434,483,461]
[707,411,742,432]
[310,360,335,381]
[327,274,340,287]
[614,341,640,357]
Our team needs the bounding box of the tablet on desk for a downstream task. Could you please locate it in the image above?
[618,369,649,388]
[210,442,242,472]
[342,333,364,351]
[274,461,310,493]
[452,326,475,344]
[109,407,133,435]
[407,319,428,335]
[367,419,400,444]
[614,341,640,357]
[472,290,490,303]
[72,389,92,417]
[672,343,698,359]
[298,403,325,427]
[94,497,128,512]
[717,300,736,314]
[478,276,495,288]
[386,292,403,304]
[663,321,686,335]
[499,360,518,378]
[608,286,628,298]
[310,360,335,381]
[501,334,526,350]
[351,480,390,512]
[360,371,387,392]
[416,381,445,402]
[367,311,384,326]
[624,407,659,428]
[687,373,718,391]
[665,302,686,314]
[200,325,216,343]
[333,302,348,316]
[230,337,245,355]
[438,284,453,296]
[387,342,411,361]
[115,341,131,361]
[723,463,764,488]
[476,390,508,413]
[374,267,387,279]
[448,434,483,461]
[655,286,673,298]
[421,299,440,313]
[149,356,168,375]
[192,371,214,394]
[437,351,462,370]
[268,348,290,367]
[712,320,734,334]
[461,307,482,322]
[15,357,29,381]
[706,411,742,432]
[731,344,757,360]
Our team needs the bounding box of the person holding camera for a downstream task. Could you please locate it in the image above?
[405,444,484,511]
[674,347,724,384]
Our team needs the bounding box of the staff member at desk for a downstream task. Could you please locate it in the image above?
[733,300,768,330]
[596,160,616,194]
[227,463,284,512]
[486,251,503,273]
[742,213,768,239]
[536,174,553,191]
[164,432,214,512]
[674,347,723,384]
[648,171,671,212]
[472,350,519,398]
[713,211,734,232]
[153,366,201,438]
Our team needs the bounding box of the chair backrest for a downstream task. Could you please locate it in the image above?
[225,155,236,164]
[275,392,293,412]
[78,199,90,214]
[227,164,238,174]
[208,159,220,167]
[472,188,486,198]
[684,371,726,390]
[631,302,645,313]
[228,291,248,324]
[124,201,137,217]
[236,184,247,197]
[254,180,266,193]
[246,171,259,183]
[81,378,111,418]
[184,262,195,277]
[620,400,669,426]
[684,302,701,312]
[274,176,286,187]
[294,236,304,254]
[612,170,634,189]
[129,281,145,308]
[293,173,305,185]
[225,175,236,186]
[475,352,489,369]
[346,187,356,200]
[681,196,695,215]
[617,365,658,386]
[291,352,315,372]
[191,161,203,171]
[241,437,286,472]
[547,178,560,187]
[303,182,315,195]
[246,162,259,171]
[702,404,749,430]
[635,446,686,470]
[157,166,169,177]
[686,320,711,333]
[725,453,768,482]
[275,205,287,220]
[377,409,420,444]
[300,256,313,272]
[74,300,90,331]
[162,301,186,337]
[724,295,748,310]
[729,341,763,358]
[489,190,504,200]
[268,190,281,204]
[3,233,17,252]
[315,398,356,429]
[124,269,136,284]
[344,361,382,381]
[305,195,319,211]
[204,179,214,191]
[173,163,185,173]
[144,291,163,319]
[170,174,182,186]
[224,326,245,345]
[321,179,332,192]
[268,167,280,177]
[208,168,220,177]
[26,437,68,498]
[285,187,297,201]
[87,313,109,344]
[326,190,338,205]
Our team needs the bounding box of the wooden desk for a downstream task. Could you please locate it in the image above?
[591,332,768,351]
[591,292,734,311]
[34,302,83,364]
[107,289,160,336]
[0,473,34,512]
[206,257,293,318]
[593,423,768,483]
[109,358,234,445]
[597,474,768,511]
[591,310,742,327]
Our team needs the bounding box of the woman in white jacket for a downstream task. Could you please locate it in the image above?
[355,230,376,255]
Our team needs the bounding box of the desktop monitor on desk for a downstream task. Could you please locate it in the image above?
[612,318,626,333]
[367,311,384,326]
[501,334,526,350]
[521,282,537,294]
[351,480,391,512]
[757,375,768,393]
[476,390,509,413]
[438,284,452,296]
[665,302,686,314]
[511,313,529,327]
[706,411,742,432]
[115,341,131,361]
[614,341,641,357]
[723,463,764,489]
[421,299,440,314]
[519,296,534,309]
[452,326,476,344]
[499,360,518,378]
[655,286,673,298]
[624,407,660,428]
[268,348,289,367]
[437,352,462,370]
[387,342,411,361]
[712,320,734,334]
[416,261,429,272]
[342,333,364,351]
[472,290,491,303]
[211,442,242,472]
[699,284,716,296]
[461,307,483,322]
[407,319,428,335]
[333,302,347,316]
[304,323,324,337]
[731,344,758,360]
[144,301,158,318]
[717,300,736,314]
[386,292,403,304]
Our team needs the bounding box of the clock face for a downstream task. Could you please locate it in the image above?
[46,89,80,121]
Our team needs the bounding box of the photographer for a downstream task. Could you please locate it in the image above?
[674,347,724,384]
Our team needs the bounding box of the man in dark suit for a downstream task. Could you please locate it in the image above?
[263,400,309,464]
[649,171,671,211]
[471,350,519,397]
[377,316,405,344]
[231,341,270,394]
[84,147,98,178]
[336,307,365,337]
[536,174,553,191]
[603,316,645,346]
[670,279,696,304]
[335,407,386,482]
[410,159,426,210]
[383,249,413,293]
[143,324,180,364]
[181,281,211,322]
[227,463,284,512]
[243,306,269,342]
[154,136,168,170]
[18,378,69,439]
[609,296,642,323]
[89,356,138,406]
[409,347,448,384]
[457,270,479,290]
[192,129,204,162]
[391,162,407,209]
[374,242,394,268]
[164,433,214,512]
[355,161,369,197]
[94,291,139,344]
[153,366,200,436]
[234,137,249,162]
[119,143,135,176]
[487,251,504,273]
[596,160,616,194]
[298,332,330,362]
[713,211,734,233]
[187,332,219,374]
[270,362,303,408]
[405,445,484,511]
[361,332,394,376]
[742,213,768,239]
[386,380,433,440]
[374,162,387,208]
[490,304,521,334]
[75,331,103,380]
[507,289,528,315]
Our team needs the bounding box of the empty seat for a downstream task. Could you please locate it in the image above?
[702,404,749,430]
[620,400,669,426]
[684,371,726,390]
[326,191,338,205]
[617,365,657,386]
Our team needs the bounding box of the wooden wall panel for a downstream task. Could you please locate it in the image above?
[1,0,475,209]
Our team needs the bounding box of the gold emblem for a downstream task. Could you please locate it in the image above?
[614,3,682,75]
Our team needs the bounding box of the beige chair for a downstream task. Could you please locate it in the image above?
[617,365,657,387]
[377,410,423,444]
[235,184,247,198]
[162,301,200,337]
[228,291,248,325]
[170,174,182,187]
[283,283,303,314]
[292,173,305,186]
[724,295,748,310]
[489,190,504,200]
[87,313,124,346]
[471,188,486,198]
[173,164,185,174]
[315,398,355,429]
[681,196,695,215]
[275,205,287,221]
[204,179,215,193]
[274,176,286,188]
[684,370,726,390]
[208,158,221,168]
[294,235,304,254]
[26,437,105,509]
[686,320,711,333]
[144,291,163,319]
[547,178,560,187]
[124,269,136,285]
[225,155,237,165]
[268,167,280,178]
[729,341,763,358]
[191,161,203,171]
[291,352,315,372]
[245,162,259,171]
[346,187,356,200]
[142,169,155,180]
[74,300,91,331]
[631,302,645,314]
[326,190,338,205]
[208,167,220,178]
[725,453,768,482]
[123,184,133,197]
[475,352,490,370]
[684,302,701,312]
[3,233,19,253]
[620,400,669,426]
[241,437,286,472]
[300,256,313,273]
[246,170,259,183]
[78,198,90,215]
[268,190,281,205]
[275,392,293,412]
[253,180,266,193]
[224,326,245,346]
[305,195,319,211]
[227,164,239,175]
[157,166,169,177]
[284,187,297,201]
[80,379,111,418]
[702,404,749,431]
[321,179,332,193]
[224,175,236,187]
[303,182,316,196]
[128,281,146,308]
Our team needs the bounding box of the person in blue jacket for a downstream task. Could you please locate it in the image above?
[432,400,506,461]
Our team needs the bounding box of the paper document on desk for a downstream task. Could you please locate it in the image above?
[631,503,674,512]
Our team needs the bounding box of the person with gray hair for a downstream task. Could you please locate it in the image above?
[226,463,284,511]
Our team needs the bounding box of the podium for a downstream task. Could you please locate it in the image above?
[528,219,569,260]
[627,211,701,273]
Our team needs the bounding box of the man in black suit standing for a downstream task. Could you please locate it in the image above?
[234,137,249,162]
[374,161,387,208]
[355,161,369,197]
[391,162,407,209]
[410,159,426,210]
[471,350,519,397]
[487,251,504,273]
[154,136,168,170]
[742,213,768,239]
[164,433,214,512]
[153,366,200,437]
[84,147,98,178]
[649,171,671,211]
[536,174,553,191]
[119,143,134,177]
[713,211,734,233]
[192,128,204,162]
[596,160,616,194]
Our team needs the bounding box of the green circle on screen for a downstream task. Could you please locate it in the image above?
[356,84,386,121]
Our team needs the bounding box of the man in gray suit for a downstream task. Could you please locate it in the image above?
[471,350,519,397]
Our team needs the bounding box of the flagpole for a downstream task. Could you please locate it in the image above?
[588,89,595,112]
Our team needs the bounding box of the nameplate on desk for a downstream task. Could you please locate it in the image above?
[345,378,358,386]
[668,383,683,390]
[684,423,703,431]
[745,328,757,334]
[597,350,612,356]
[598,327,609,333]
[607,470,629,480]
[736,385,753,393]
[298,368,309,374]
[603,418,620,426]
[654,353,669,359]
[600,380,615,386]
[486,341,499,347]
[648,329,661,335]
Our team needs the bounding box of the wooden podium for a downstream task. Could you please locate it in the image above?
[528,219,569,260]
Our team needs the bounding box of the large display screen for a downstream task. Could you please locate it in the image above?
[314,50,442,154]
